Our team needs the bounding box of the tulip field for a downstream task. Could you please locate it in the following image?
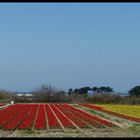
[0,103,140,137]
[0,103,114,131]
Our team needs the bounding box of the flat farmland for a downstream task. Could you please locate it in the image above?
[0,103,140,137]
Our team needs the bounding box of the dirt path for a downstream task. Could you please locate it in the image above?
[1,126,140,137]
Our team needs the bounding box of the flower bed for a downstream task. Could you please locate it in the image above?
[55,104,88,128]
[18,104,38,129]
[34,104,46,129]
[50,104,75,128]
[45,104,61,129]
[2,105,31,130]
[64,104,113,127]
[0,104,23,128]
[79,104,140,123]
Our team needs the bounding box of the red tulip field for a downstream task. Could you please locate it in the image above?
[0,103,114,130]
[0,103,140,137]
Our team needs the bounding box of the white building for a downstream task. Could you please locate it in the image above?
[17,93,33,97]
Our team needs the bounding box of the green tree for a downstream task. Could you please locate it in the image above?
[73,88,79,96]
[98,86,106,93]
[78,87,91,94]
[128,86,140,96]
[92,87,98,93]
[68,88,73,96]
[105,86,113,92]
[97,86,113,93]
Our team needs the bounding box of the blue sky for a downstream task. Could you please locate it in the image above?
[0,3,140,93]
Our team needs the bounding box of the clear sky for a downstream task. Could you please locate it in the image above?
[0,3,140,93]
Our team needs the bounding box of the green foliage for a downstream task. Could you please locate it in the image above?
[92,87,98,92]
[69,86,113,97]
[68,88,73,96]
[86,93,140,105]
[95,86,113,93]
[128,86,140,97]
[73,87,90,95]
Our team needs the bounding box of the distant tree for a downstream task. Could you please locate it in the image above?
[77,87,91,95]
[97,86,113,93]
[68,88,73,96]
[51,90,66,102]
[128,86,140,96]
[92,87,98,93]
[32,84,57,102]
[98,86,106,93]
[73,88,79,95]
[105,86,113,92]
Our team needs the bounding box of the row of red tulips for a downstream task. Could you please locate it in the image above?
[45,104,61,129]
[50,104,75,128]
[55,104,88,128]
[3,105,31,130]
[62,104,102,127]
[18,104,38,129]
[0,104,25,129]
[0,103,115,130]
[79,104,140,123]
[0,104,17,118]
[34,104,46,129]
[63,104,114,127]
[0,104,33,130]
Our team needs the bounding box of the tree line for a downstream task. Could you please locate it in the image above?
[0,84,140,104]
[68,86,113,96]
